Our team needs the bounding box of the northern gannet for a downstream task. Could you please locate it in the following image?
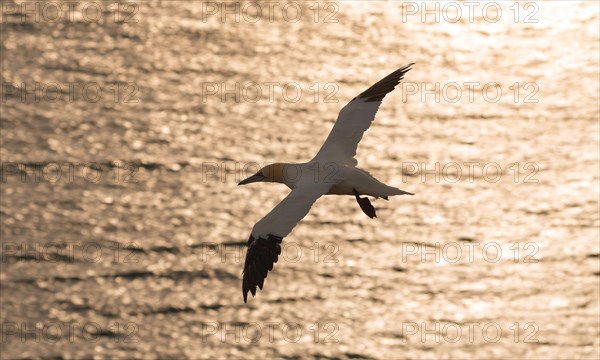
[238,64,415,303]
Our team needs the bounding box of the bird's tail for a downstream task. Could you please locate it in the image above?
[389,187,414,196]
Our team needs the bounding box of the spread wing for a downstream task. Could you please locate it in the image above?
[242,183,330,303]
[312,64,414,166]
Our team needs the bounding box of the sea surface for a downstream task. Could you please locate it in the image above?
[1,1,599,359]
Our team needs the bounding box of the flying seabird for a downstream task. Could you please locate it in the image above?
[238,64,415,303]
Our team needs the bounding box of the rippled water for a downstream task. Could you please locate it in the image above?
[1,1,599,359]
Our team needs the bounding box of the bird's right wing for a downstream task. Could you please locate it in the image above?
[312,64,414,166]
[242,182,331,303]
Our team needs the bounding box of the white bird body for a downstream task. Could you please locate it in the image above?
[238,64,415,302]
[325,164,408,198]
[268,161,405,197]
[248,161,408,240]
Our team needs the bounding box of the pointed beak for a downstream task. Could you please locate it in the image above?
[238,173,265,186]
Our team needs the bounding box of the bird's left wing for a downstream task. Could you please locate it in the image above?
[312,64,414,166]
[242,182,330,303]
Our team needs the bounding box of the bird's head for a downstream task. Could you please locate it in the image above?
[238,163,287,186]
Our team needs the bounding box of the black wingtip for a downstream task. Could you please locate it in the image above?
[357,63,415,102]
[242,234,283,304]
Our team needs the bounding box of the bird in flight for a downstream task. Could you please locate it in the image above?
[238,64,415,303]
